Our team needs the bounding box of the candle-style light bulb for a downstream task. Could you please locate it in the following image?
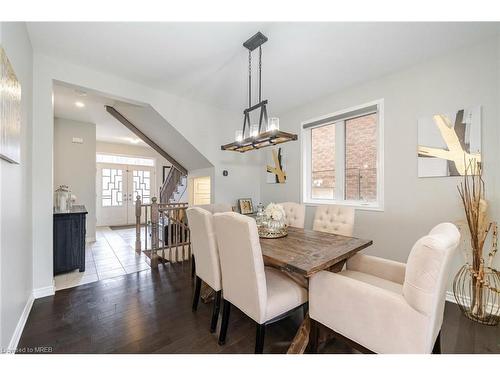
[250,124,259,138]
[235,130,243,142]
[267,117,280,132]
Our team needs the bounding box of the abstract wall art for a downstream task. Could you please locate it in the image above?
[0,46,21,164]
[266,147,286,183]
[417,106,481,177]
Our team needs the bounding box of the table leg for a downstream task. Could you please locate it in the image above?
[287,314,310,354]
[200,281,215,303]
[287,259,347,354]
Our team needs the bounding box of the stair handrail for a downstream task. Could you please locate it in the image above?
[160,166,184,203]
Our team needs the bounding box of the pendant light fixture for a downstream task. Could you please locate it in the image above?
[221,32,297,153]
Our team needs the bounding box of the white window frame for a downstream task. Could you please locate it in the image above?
[301,99,384,211]
[96,153,155,167]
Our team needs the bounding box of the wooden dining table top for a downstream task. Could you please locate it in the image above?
[259,226,373,278]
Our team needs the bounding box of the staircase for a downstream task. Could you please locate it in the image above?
[160,167,187,203]
[105,105,189,204]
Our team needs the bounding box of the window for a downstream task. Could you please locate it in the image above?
[302,100,383,210]
[96,153,155,167]
[102,168,123,207]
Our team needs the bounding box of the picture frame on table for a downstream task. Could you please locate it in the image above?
[238,198,254,215]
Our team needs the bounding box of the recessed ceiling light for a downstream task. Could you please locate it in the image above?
[75,101,85,108]
[75,89,87,97]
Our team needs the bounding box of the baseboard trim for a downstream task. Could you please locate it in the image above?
[33,283,55,299]
[86,236,96,243]
[6,293,34,353]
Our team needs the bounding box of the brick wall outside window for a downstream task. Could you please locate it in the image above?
[310,113,377,201]
[311,124,335,199]
[345,114,377,201]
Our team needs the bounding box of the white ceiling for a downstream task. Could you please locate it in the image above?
[30,22,500,114]
[53,83,148,146]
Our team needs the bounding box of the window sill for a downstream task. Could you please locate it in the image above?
[303,199,384,212]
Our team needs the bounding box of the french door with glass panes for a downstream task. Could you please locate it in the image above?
[97,163,155,226]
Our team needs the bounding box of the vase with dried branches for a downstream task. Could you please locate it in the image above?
[453,160,500,325]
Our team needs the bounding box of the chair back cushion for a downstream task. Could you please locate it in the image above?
[312,205,355,236]
[213,212,267,323]
[403,222,460,348]
[186,207,222,291]
[195,203,232,214]
[279,202,306,229]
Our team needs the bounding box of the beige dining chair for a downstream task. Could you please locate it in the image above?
[213,212,308,353]
[190,203,232,277]
[309,222,460,353]
[186,207,223,333]
[312,205,355,236]
[195,203,233,214]
[279,202,306,229]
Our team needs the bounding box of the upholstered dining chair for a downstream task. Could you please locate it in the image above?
[186,207,223,333]
[213,212,308,353]
[190,203,232,277]
[312,205,355,236]
[279,202,306,229]
[309,222,460,354]
[196,203,233,214]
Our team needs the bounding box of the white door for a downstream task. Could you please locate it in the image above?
[127,166,154,225]
[97,163,155,226]
[189,176,211,205]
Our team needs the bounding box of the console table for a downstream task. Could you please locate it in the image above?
[53,205,88,275]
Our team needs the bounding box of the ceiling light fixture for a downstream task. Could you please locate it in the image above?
[128,138,141,144]
[75,89,87,97]
[75,101,85,108]
[221,32,297,153]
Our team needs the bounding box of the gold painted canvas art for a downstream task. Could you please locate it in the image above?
[266,147,286,183]
[418,107,481,177]
[0,46,21,164]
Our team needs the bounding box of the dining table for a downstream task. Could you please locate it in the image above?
[259,226,373,354]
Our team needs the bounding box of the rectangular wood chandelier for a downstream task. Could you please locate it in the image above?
[221,32,298,153]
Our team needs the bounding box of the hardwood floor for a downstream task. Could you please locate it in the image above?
[18,263,500,354]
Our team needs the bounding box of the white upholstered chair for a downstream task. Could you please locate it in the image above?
[309,222,460,354]
[312,205,355,236]
[279,202,306,229]
[190,203,232,277]
[186,207,223,333]
[213,212,308,353]
[196,203,233,214]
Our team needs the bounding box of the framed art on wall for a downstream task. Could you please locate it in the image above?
[266,147,286,183]
[0,46,22,164]
[417,106,481,177]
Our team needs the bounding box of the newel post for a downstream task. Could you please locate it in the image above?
[150,197,159,268]
[135,195,142,254]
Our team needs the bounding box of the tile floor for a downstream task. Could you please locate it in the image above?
[54,226,150,291]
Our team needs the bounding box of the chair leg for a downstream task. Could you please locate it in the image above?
[255,323,266,354]
[302,304,308,319]
[192,276,201,312]
[432,330,441,354]
[210,290,222,333]
[218,299,231,345]
[309,319,319,353]
[191,256,196,279]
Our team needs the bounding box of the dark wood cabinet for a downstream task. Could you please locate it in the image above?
[53,205,88,275]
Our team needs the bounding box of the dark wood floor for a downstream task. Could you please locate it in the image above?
[18,263,500,354]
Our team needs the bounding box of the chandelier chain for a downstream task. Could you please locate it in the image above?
[248,50,252,108]
[259,46,262,103]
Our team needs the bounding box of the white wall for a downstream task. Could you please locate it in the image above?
[54,118,97,241]
[0,22,33,350]
[32,54,262,292]
[260,37,500,291]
